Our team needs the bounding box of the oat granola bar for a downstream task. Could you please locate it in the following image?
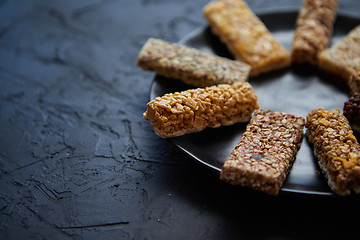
[203,0,291,77]
[318,25,360,89]
[137,38,251,87]
[348,72,360,95]
[306,108,360,195]
[143,82,259,138]
[220,109,305,195]
[290,0,338,65]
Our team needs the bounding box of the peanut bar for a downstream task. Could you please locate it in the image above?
[306,108,360,195]
[143,82,259,138]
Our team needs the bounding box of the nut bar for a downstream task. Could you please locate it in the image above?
[348,72,360,95]
[143,82,259,138]
[203,0,290,77]
[137,38,251,87]
[220,109,305,195]
[290,0,338,65]
[306,108,360,195]
[318,25,360,90]
[344,92,360,132]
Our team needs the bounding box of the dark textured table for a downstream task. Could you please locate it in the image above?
[1,0,360,239]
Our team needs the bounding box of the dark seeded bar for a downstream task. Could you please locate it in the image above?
[137,38,251,87]
[291,0,338,65]
[344,92,360,132]
[220,109,305,195]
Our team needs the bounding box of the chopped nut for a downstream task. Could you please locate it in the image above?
[319,118,330,126]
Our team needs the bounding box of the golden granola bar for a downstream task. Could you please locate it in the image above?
[306,108,360,195]
[143,82,259,138]
[203,0,290,77]
[137,38,251,87]
[291,0,338,65]
[220,109,305,195]
[318,25,360,90]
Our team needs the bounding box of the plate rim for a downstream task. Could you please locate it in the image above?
[148,9,360,196]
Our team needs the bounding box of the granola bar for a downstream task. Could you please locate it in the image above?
[348,72,360,95]
[290,0,338,65]
[203,0,291,77]
[318,25,360,89]
[306,108,360,195]
[220,109,305,195]
[344,92,360,132]
[143,82,259,138]
[137,38,251,87]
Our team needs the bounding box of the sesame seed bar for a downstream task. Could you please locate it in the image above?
[220,109,305,195]
[318,25,360,91]
[203,0,291,77]
[137,38,251,87]
[290,0,338,65]
[143,82,259,138]
[306,108,360,195]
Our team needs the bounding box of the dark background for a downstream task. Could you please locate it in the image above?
[1,0,359,239]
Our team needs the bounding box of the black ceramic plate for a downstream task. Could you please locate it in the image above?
[150,10,360,195]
